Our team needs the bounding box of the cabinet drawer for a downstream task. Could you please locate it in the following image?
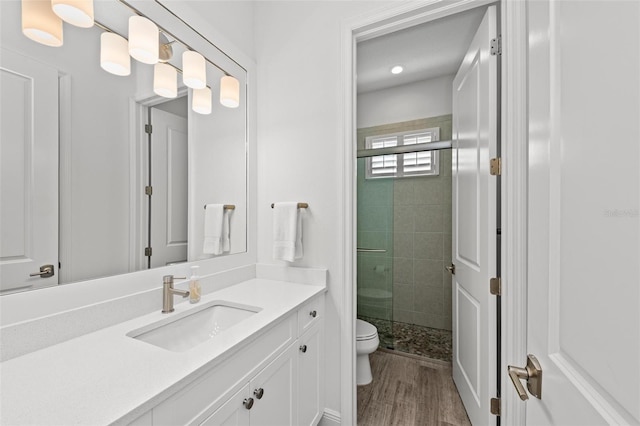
[152,314,296,426]
[297,295,324,336]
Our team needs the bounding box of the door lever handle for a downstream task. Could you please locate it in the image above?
[508,354,543,400]
[445,264,455,275]
[508,365,530,400]
[30,264,54,278]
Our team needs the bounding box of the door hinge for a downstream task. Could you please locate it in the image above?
[490,277,501,296]
[145,185,153,196]
[491,36,502,56]
[490,397,501,416]
[145,247,152,257]
[490,157,502,176]
[145,124,152,134]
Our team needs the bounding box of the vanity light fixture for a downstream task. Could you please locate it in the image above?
[100,32,130,76]
[182,51,206,89]
[128,16,159,64]
[51,0,94,28]
[153,63,177,98]
[391,65,404,74]
[21,0,64,47]
[220,75,240,108]
[18,0,241,109]
[192,87,212,115]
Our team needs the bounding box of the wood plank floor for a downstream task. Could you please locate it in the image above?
[357,350,471,426]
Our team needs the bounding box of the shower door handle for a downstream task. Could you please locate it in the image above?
[445,264,455,275]
[357,248,386,253]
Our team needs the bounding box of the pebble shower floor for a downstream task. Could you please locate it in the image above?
[358,315,453,362]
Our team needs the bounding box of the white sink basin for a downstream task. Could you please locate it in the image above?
[128,301,261,352]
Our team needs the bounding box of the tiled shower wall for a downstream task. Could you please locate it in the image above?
[357,115,453,331]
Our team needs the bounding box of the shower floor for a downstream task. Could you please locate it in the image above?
[358,315,452,362]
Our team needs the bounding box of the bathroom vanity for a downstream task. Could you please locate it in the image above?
[0,273,326,425]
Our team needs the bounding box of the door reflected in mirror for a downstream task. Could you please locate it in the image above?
[0,0,248,294]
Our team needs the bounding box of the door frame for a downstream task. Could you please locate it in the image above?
[339,1,528,424]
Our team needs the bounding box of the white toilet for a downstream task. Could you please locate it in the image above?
[356,319,379,385]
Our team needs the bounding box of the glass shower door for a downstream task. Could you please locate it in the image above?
[356,158,394,348]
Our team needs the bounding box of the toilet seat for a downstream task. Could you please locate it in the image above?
[356,319,378,341]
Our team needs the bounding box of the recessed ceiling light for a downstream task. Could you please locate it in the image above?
[391,65,404,74]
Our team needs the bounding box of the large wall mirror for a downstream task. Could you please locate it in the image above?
[0,0,248,294]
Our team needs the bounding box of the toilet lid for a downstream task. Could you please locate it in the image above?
[356,319,378,340]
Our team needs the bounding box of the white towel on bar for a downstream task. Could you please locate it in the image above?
[273,202,303,262]
[203,204,230,255]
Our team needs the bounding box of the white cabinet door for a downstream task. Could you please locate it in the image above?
[0,48,59,293]
[298,322,323,426]
[200,384,250,426]
[451,6,497,426]
[250,343,298,426]
[524,1,640,424]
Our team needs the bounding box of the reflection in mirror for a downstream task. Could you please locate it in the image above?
[0,0,247,294]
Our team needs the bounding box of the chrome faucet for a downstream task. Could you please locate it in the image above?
[162,275,189,313]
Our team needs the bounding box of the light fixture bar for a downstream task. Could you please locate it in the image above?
[94,19,124,38]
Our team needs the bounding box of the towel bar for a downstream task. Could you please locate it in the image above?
[204,204,235,210]
[271,202,309,209]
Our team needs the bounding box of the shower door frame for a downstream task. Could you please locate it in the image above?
[340,1,529,425]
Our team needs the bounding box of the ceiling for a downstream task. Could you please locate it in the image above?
[356,7,487,94]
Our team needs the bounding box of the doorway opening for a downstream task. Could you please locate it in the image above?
[131,91,189,272]
[353,3,501,425]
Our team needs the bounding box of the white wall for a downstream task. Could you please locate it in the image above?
[253,1,395,417]
[357,75,454,128]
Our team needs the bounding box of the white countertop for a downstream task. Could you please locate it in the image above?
[0,278,325,425]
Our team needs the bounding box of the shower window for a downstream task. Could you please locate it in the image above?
[365,127,440,179]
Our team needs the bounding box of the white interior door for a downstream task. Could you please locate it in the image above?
[149,107,188,267]
[451,6,497,425]
[524,1,640,424]
[0,48,58,293]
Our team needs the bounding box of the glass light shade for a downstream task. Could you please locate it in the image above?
[51,0,94,28]
[100,32,130,76]
[182,51,206,89]
[128,16,158,64]
[153,63,177,98]
[220,76,240,108]
[21,0,63,47]
[192,87,212,115]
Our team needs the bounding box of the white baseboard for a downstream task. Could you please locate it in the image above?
[319,409,341,426]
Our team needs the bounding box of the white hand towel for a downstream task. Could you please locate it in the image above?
[273,202,303,262]
[203,204,229,255]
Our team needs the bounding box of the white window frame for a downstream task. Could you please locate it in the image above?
[364,127,440,179]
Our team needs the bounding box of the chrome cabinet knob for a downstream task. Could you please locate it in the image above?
[309,310,317,318]
[300,344,307,353]
[243,397,254,410]
[253,388,264,399]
